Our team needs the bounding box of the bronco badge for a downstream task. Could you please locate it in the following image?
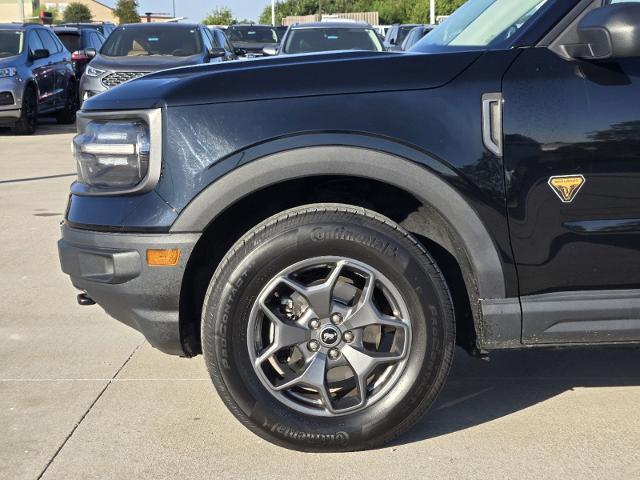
[548,175,586,203]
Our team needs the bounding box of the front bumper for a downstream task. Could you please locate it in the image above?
[79,74,107,103]
[58,223,200,356]
[0,76,23,123]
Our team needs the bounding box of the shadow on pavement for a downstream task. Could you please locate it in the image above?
[0,118,76,136]
[393,346,640,446]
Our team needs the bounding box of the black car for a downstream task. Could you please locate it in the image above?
[59,0,640,453]
[53,26,105,79]
[225,24,280,57]
[59,22,116,38]
[400,24,435,51]
[79,23,230,103]
[269,22,385,56]
[383,23,421,51]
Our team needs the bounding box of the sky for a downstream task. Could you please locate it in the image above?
[101,0,266,23]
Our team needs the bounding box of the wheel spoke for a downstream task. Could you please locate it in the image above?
[280,260,346,318]
[274,352,335,412]
[256,302,309,366]
[342,345,404,406]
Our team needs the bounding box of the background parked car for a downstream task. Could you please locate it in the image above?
[269,22,384,56]
[383,24,421,51]
[207,26,240,60]
[0,23,77,134]
[226,24,280,57]
[53,26,105,80]
[60,22,116,38]
[80,23,230,104]
[401,25,436,51]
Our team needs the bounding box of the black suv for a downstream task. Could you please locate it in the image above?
[53,26,106,79]
[59,0,640,452]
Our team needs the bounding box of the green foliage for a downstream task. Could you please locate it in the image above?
[202,6,235,25]
[260,0,467,25]
[113,0,141,24]
[63,3,93,23]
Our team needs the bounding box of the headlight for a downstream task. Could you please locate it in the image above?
[85,65,105,77]
[73,120,150,189]
[72,110,162,195]
[0,67,17,78]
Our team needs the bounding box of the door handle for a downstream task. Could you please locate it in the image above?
[482,93,503,157]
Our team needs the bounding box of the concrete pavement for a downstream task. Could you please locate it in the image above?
[1,121,639,479]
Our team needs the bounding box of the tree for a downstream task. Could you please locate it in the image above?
[259,0,468,25]
[202,6,235,25]
[63,2,93,23]
[113,0,141,24]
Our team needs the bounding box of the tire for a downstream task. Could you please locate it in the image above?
[202,204,455,452]
[56,81,78,125]
[11,86,37,135]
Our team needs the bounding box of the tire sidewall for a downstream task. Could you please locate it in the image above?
[203,209,454,451]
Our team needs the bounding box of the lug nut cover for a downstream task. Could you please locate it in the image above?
[308,340,320,352]
[309,319,321,330]
[343,331,354,343]
[330,313,343,325]
[328,348,340,360]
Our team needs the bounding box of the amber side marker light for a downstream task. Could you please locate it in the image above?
[147,249,180,266]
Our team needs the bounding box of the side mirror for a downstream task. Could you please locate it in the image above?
[234,47,246,56]
[86,48,97,59]
[208,47,227,59]
[262,45,278,56]
[567,3,640,60]
[30,49,49,60]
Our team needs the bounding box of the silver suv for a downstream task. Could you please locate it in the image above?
[0,23,77,135]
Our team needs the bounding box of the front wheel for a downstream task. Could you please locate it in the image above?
[202,204,455,451]
[12,86,37,135]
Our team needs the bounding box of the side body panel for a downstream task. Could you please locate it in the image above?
[503,47,640,343]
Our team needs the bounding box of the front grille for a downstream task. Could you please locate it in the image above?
[0,91,14,106]
[101,71,146,89]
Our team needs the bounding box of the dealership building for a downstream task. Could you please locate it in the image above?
[0,0,117,23]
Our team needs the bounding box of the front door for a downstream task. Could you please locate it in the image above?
[503,0,640,344]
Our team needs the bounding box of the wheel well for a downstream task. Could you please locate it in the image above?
[179,175,478,356]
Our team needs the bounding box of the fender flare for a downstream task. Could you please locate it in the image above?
[170,146,506,299]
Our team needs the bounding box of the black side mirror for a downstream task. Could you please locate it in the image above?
[234,47,247,56]
[262,45,278,56]
[208,47,227,59]
[567,3,640,60]
[86,48,97,59]
[31,49,49,60]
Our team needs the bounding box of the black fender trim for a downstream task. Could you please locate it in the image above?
[170,146,506,300]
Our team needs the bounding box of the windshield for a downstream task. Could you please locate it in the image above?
[101,26,202,57]
[227,27,278,44]
[284,28,383,54]
[0,30,24,58]
[412,0,549,53]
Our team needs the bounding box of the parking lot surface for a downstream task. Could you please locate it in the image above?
[1,122,640,480]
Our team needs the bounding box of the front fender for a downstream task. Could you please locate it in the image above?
[170,144,507,301]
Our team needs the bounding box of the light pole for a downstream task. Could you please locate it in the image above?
[172,0,176,18]
[271,0,275,26]
[430,0,435,24]
[17,0,24,22]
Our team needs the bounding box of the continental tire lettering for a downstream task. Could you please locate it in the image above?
[263,420,350,446]
[219,262,254,370]
[311,226,398,257]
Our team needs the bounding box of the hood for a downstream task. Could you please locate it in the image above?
[91,53,203,72]
[83,50,482,111]
[0,55,20,68]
